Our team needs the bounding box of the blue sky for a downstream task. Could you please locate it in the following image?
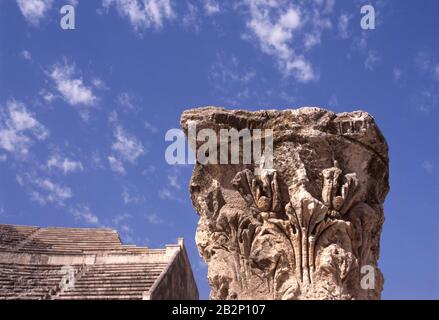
[0,0,438,300]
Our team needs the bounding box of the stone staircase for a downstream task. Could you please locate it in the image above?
[0,224,198,300]
[0,225,39,250]
[0,262,80,300]
[54,263,167,300]
[17,227,123,254]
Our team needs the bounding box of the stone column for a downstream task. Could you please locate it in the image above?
[181,107,389,300]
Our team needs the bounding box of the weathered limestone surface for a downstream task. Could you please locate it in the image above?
[181,106,389,300]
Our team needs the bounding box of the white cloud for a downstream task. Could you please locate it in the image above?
[338,13,351,39]
[158,188,172,200]
[112,213,132,225]
[182,1,200,31]
[112,126,144,163]
[422,161,435,175]
[145,213,164,225]
[204,0,220,15]
[102,0,174,31]
[39,89,56,103]
[209,53,258,104]
[91,151,105,169]
[328,93,339,108]
[415,51,439,82]
[416,89,438,113]
[49,60,97,107]
[19,175,73,206]
[141,164,156,175]
[0,100,49,158]
[21,50,32,61]
[412,52,439,112]
[117,92,141,112]
[47,154,83,174]
[107,122,145,175]
[71,205,101,226]
[16,0,53,26]
[108,155,126,174]
[364,50,380,71]
[167,171,181,190]
[393,67,402,82]
[211,54,256,84]
[91,78,107,90]
[121,188,143,204]
[144,120,157,133]
[108,110,119,123]
[242,0,331,82]
[158,167,185,202]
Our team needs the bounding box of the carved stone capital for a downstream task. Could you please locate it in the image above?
[181,107,389,300]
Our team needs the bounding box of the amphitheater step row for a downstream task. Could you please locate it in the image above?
[0,262,167,300]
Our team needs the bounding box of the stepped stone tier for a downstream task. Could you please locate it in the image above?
[181,106,389,300]
[0,224,198,300]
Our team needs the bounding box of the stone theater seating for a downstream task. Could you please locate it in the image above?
[0,224,198,300]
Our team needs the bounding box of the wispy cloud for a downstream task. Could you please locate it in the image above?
[112,212,132,225]
[338,13,351,39]
[416,89,438,113]
[167,170,181,190]
[159,167,185,202]
[0,99,49,158]
[422,160,435,175]
[144,212,164,225]
[107,118,145,174]
[70,205,101,226]
[48,59,97,107]
[182,1,201,32]
[121,187,144,204]
[209,53,257,105]
[17,174,72,206]
[393,67,403,82]
[21,50,32,61]
[16,0,53,26]
[412,51,439,113]
[158,188,173,200]
[415,51,439,81]
[203,0,220,16]
[112,125,144,163]
[102,0,174,32]
[111,213,136,243]
[117,92,137,111]
[242,0,333,82]
[108,155,126,174]
[144,120,158,133]
[39,89,56,103]
[364,50,380,71]
[47,154,83,174]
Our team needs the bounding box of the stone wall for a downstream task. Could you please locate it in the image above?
[147,239,199,300]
